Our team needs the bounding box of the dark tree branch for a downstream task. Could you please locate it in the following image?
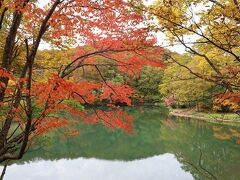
[209,0,225,8]
[0,0,63,164]
[60,48,130,77]
[95,65,117,94]
[0,160,8,180]
[171,30,223,77]
[0,7,7,30]
[131,4,240,63]
[164,54,219,84]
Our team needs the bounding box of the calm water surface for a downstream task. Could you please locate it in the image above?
[1,107,240,180]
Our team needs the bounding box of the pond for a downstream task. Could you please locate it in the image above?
[1,107,240,180]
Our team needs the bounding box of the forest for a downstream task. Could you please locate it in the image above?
[0,0,239,179]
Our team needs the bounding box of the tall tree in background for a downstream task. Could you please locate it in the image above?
[0,0,164,165]
[131,0,240,112]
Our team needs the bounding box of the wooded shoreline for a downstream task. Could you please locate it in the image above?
[169,109,240,124]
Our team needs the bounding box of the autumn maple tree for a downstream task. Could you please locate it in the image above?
[0,0,164,165]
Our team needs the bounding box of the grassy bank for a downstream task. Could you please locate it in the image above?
[169,108,240,123]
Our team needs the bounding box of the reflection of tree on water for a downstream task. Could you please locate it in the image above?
[181,146,217,180]
[162,116,177,130]
[163,117,218,179]
[212,126,240,145]
[0,161,8,180]
[160,116,240,180]
[13,107,168,163]
[5,107,240,180]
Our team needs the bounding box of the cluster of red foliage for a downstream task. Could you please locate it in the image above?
[214,66,240,112]
[215,92,240,112]
[164,95,176,107]
[0,0,165,163]
[80,108,133,133]
[29,73,136,135]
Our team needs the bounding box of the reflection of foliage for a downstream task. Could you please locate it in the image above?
[182,147,217,180]
[80,108,134,133]
[212,126,240,144]
[12,107,240,180]
[14,107,169,163]
[160,117,240,180]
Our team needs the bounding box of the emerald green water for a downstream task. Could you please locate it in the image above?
[2,107,240,180]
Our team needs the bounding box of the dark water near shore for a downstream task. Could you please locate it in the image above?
[1,107,240,180]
